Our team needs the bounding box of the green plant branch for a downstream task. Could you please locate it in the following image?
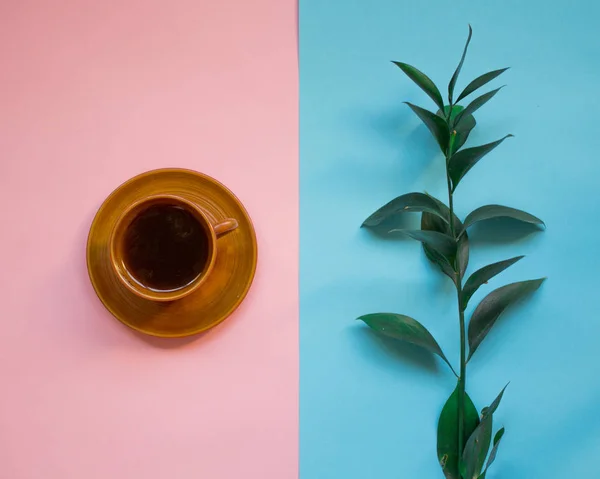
[359,26,546,479]
[457,306,467,463]
[445,130,467,468]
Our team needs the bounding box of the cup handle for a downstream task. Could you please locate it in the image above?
[213,218,238,238]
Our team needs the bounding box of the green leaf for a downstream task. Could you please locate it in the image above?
[437,384,480,479]
[448,25,473,104]
[421,212,457,282]
[437,105,477,155]
[389,229,456,258]
[462,413,493,479]
[438,105,463,124]
[461,256,525,310]
[454,87,504,128]
[427,194,468,277]
[362,192,450,228]
[448,135,513,191]
[453,112,476,154]
[393,61,445,111]
[420,195,467,283]
[483,384,508,418]
[463,205,545,231]
[358,313,454,372]
[405,102,450,154]
[468,279,546,360]
[465,387,508,479]
[483,427,505,474]
[456,68,510,103]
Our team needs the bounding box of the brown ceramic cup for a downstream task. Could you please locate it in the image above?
[109,194,238,302]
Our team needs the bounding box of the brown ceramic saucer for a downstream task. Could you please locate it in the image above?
[86,168,258,338]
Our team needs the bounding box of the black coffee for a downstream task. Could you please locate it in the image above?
[123,204,209,291]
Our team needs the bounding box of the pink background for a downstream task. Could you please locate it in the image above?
[0,1,297,478]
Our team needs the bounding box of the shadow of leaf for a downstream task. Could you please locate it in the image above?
[495,390,600,478]
[359,226,455,296]
[350,101,444,188]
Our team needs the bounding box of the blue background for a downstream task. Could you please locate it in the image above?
[300,1,600,478]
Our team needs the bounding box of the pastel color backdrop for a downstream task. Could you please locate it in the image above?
[0,1,297,478]
[300,1,600,478]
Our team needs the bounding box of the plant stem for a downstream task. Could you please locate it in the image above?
[445,132,467,466]
[446,174,455,238]
[457,287,466,458]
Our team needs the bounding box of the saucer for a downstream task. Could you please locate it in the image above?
[86,168,258,337]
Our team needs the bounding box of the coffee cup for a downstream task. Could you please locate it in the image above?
[109,194,238,302]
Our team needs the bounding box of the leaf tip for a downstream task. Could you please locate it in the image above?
[360,221,373,229]
[465,24,473,42]
[361,213,381,228]
[529,277,548,290]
